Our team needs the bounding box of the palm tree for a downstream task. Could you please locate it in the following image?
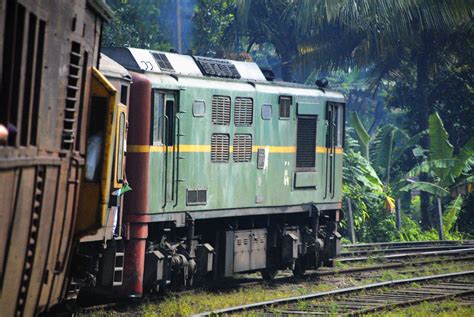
[295,0,472,228]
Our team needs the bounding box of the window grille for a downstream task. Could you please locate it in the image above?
[211,95,231,125]
[234,97,253,126]
[233,134,252,162]
[296,117,317,168]
[211,133,230,162]
[186,189,207,205]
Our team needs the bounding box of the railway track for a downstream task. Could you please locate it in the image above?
[342,239,474,251]
[338,241,474,263]
[77,241,474,315]
[195,271,474,316]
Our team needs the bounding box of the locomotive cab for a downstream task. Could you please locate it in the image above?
[71,54,131,294]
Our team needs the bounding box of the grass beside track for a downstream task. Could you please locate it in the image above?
[80,259,474,316]
[367,298,474,317]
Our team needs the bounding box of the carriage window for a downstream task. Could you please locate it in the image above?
[279,96,291,119]
[117,112,126,182]
[153,91,164,144]
[193,100,206,117]
[261,104,272,120]
[336,104,344,147]
[85,97,107,182]
[120,85,128,105]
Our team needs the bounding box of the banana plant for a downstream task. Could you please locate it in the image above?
[401,112,474,197]
[401,112,474,233]
[351,112,425,183]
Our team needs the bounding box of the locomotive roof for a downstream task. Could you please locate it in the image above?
[99,53,132,82]
[102,47,345,101]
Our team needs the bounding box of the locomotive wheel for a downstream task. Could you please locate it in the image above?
[260,268,278,281]
[292,258,306,277]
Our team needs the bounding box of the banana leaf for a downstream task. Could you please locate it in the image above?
[400,181,450,197]
[392,130,426,162]
[351,112,370,159]
[372,126,395,182]
[429,112,453,182]
[451,136,474,178]
[406,158,459,178]
[443,195,463,233]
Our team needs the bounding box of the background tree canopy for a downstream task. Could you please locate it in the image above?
[103,0,474,241]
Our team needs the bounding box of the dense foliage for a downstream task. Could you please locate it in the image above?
[103,0,474,242]
[102,0,171,50]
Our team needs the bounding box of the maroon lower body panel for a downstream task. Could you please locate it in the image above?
[121,223,148,297]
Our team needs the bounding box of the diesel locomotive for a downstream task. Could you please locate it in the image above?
[71,47,346,299]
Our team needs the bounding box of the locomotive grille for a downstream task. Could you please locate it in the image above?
[211,133,230,162]
[233,134,252,162]
[194,56,241,79]
[234,97,253,126]
[151,52,174,72]
[186,189,207,205]
[296,117,317,168]
[211,95,231,125]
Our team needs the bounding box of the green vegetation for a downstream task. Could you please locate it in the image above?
[368,300,474,317]
[119,260,473,316]
[102,1,474,242]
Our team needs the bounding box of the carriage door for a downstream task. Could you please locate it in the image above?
[153,90,179,208]
[324,102,344,199]
[294,102,320,189]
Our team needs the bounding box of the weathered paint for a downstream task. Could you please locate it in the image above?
[124,70,344,217]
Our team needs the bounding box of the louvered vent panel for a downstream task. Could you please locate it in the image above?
[211,133,230,162]
[62,41,81,150]
[211,95,231,125]
[233,134,252,162]
[194,56,241,79]
[186,189,207,205]
[151,52,174,72]
[234,97,253,126]
[296,117,317,168]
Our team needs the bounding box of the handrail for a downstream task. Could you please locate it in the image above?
[331,117,337,199]
[173,116,181,207]
[162,115,169,209]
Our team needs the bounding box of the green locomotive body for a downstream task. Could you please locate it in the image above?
[103,48,345,296]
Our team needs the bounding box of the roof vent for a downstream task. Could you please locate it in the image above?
[151,52,175,72]
[193,56,241,79]
[259,66,275,81]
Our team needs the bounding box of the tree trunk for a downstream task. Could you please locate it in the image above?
[416,33,432,229]
[280,51,293,82]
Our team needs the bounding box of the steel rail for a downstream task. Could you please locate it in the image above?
[338,247,474,263]
[339,245,474,258]
[193,270,474,316]
[342,239,474,250]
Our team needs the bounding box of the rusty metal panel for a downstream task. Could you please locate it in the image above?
[24,165,58,316]
[0,169,17,281]
[0,167,35,317]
